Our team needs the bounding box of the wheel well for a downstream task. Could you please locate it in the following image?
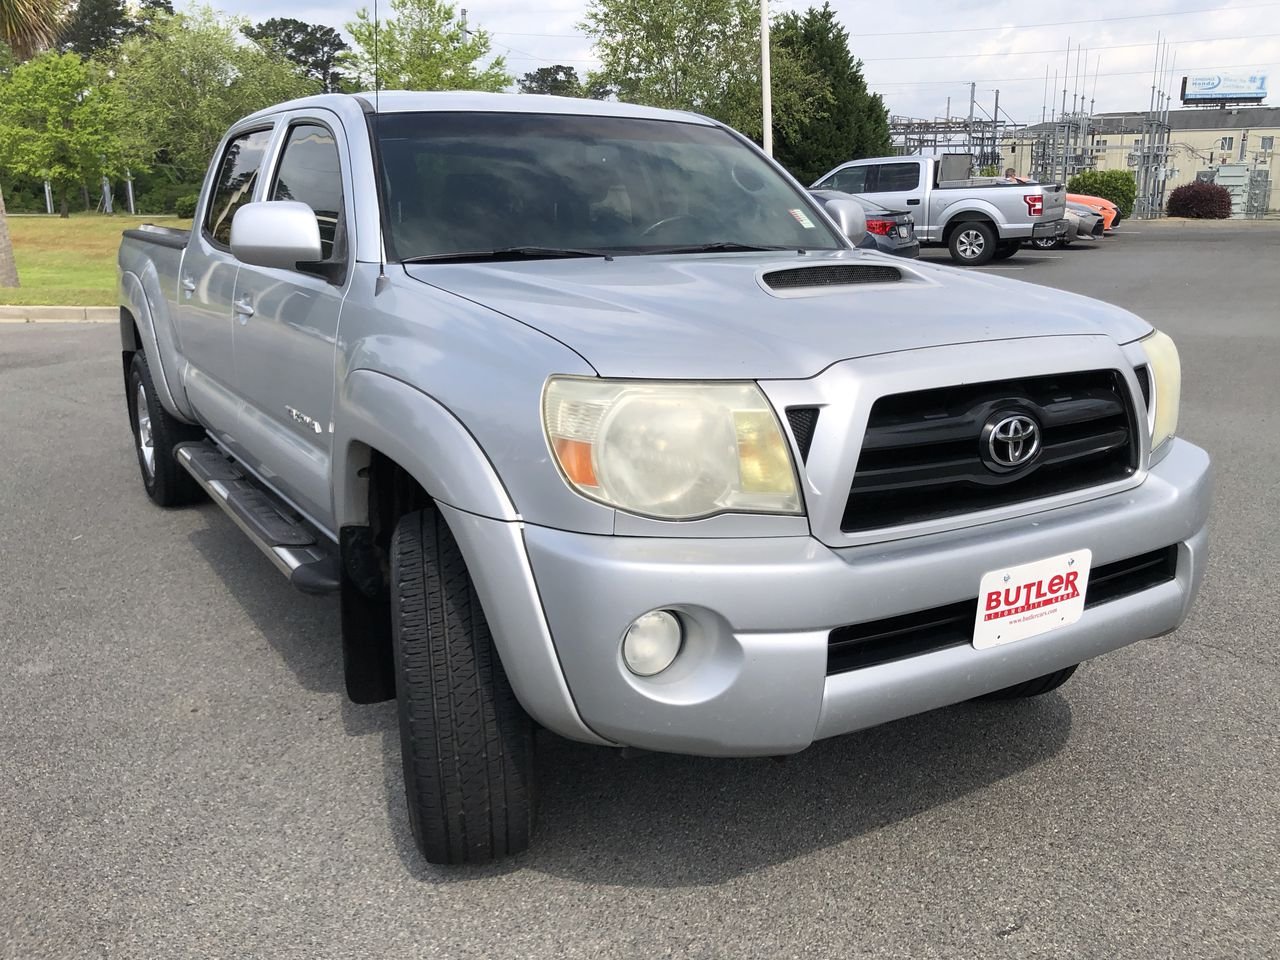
[338,445,434,704]
[944,216,995,244]
[120,307,142,386]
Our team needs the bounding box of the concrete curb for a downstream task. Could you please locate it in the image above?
[0,306,117,324]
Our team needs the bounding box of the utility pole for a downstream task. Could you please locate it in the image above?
[761,0,772,155]
[968,82,975,156]
[992,89,1000,168]
[460,8,468,42]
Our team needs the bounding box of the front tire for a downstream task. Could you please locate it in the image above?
[977,665,1078,700]
[390,507,535,864]
[126,352,204,507]
[948,221,997,265]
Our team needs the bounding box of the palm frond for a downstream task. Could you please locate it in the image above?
[0,0,67,60]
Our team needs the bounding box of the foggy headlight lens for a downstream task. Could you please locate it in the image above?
[542,377,801,520]
[1141,330,1181,450]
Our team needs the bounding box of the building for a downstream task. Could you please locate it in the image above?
[1004,105,1279,214]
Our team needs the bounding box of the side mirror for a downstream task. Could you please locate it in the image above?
[230,201,322,271]
[813,192,868,247]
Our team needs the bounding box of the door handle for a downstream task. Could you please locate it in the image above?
[233,296,255,321]
[181,275,197,294]
[907,199,921,205]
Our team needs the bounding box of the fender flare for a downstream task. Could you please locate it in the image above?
[334,368,518,525]
[120,270,195,422]
[334,370,610,746]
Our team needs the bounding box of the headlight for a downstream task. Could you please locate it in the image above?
[542,377,801,519]
[1140,329,1181,451]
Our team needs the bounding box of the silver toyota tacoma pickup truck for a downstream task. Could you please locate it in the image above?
[118,92,1211,865]
[811,155,1069,265]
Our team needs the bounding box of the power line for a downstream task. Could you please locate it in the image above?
[492,1,1280,41]
[860,32,1280,63]
[869,60,1278,87]
[854,0,1280,37]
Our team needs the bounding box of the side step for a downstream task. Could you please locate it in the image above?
[175,442,340,595]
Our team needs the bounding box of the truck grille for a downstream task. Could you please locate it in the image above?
[826,545,1178,675]
[842,370,1139,532]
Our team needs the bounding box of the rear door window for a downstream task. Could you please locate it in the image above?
[204,128,274,247]
[870,162,921,193]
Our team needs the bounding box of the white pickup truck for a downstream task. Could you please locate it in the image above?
[812,156,1068,264]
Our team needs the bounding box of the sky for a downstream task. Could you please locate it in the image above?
[207,0,1280,124]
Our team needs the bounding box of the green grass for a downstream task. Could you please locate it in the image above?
[1,213,191,307]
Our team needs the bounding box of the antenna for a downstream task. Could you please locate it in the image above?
[373,0,388,292]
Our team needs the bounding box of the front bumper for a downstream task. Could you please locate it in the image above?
[520,439,1211,756]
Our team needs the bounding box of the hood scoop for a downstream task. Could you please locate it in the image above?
[761,262,904,296]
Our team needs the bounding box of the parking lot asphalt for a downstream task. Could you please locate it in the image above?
[2,222,1278,959]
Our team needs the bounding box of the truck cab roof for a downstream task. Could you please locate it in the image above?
[239,90,717,126]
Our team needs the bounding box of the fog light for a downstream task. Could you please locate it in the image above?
[622,610,683,676]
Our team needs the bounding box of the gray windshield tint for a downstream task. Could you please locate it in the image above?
[375,112,844,258]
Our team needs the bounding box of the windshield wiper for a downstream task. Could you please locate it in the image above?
[639,241,801,255]
[400,246,614,264]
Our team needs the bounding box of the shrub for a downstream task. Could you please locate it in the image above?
[1166,181,1233,219]
[173,194,200,219]
[134,180,204,215]
[1067,169,1138,218]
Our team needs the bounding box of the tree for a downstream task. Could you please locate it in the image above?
[771,3,890,185]
[518,64,582,97]
[108,7,318,183]
[244,17,348,93]
[580,0,828,143]
[57,0,129,57]
[126,0,172,36]
[344,0,510,93]
[0,51,131,217]
[1,0,68,288]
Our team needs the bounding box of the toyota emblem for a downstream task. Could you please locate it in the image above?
[986,414,1041,469]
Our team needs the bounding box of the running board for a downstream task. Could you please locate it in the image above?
[175,442,340,595]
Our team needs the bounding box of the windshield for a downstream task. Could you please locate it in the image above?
[375,111,845,260]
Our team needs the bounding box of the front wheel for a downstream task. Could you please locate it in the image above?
[391,507,536,864]
[948,221,997,265]
[977,665,1078,700]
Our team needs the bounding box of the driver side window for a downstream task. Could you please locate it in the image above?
[820,166,868,194]
[270,123,346,262]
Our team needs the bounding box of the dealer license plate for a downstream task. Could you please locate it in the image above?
[972,550,1092,650]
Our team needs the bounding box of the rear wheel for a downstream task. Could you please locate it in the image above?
[977,665,1078,700]
[948,221,997,265]
[391,507,535,864]
[1032,236,1063,250]
[127,352,204,507]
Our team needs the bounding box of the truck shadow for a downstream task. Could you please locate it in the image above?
[509,696,1071,887]
[187,513,1073,887]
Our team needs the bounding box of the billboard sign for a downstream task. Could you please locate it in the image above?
[1181,73,1268,104]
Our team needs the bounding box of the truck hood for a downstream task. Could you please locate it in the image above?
[405,250,1151,380]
